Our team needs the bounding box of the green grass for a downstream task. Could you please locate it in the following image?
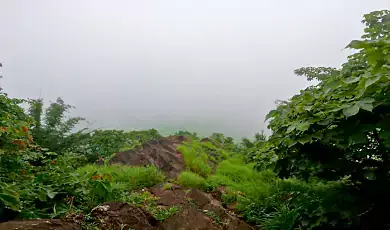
[77,164,165,189]
[216,160,253,183]
[177,142,212,177]
[205,159,349,228]
[203,174,232,192]
[178,171,207,188]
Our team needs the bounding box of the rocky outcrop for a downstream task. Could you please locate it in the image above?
[109,136,188,178]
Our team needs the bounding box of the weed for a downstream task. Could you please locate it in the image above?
[152,206,181,221]
[163,183,173,190]
[203,209,223,225]
[120,191,158,207]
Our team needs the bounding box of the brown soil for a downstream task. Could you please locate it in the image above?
[109,135,189,178]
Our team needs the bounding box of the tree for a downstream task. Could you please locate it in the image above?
[261,10,390,227]
[0,63,32,153]
[28,98,84,152]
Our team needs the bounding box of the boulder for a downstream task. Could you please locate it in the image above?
[109,136,188,178]
[91,202,160,230]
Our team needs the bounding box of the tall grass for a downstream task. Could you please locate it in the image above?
[77,164,165,189]
[178,171,207,188]
[177,142,212,177]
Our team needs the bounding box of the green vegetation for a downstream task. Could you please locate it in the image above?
[77,164,165,190]
[121,191,180,221]
[203,209,222,225]
[178,171,207,188]
[0,9,388,229]
[178,142,213,177]
[153,206,181,221]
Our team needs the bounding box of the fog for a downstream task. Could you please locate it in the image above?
[0,0,388,138]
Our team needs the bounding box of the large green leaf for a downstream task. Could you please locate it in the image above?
[298,135,312,144]
[343,104,360,118]
[265,110,279,121]
[0,193,20,211]
[296,121,311,132]
[286,124,296,133]
[358,97,375,111]
[344,77,360,84]
[364,75,382,88]
[45,189,57,199]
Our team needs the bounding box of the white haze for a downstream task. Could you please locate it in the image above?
[0,0,388,138]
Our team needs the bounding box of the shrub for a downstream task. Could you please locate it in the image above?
[178,171,206,188]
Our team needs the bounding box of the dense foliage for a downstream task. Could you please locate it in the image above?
[260,10,390,228]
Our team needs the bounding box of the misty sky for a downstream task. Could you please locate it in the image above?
[0,1,388,138]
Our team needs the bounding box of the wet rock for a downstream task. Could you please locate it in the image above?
[150,184,188,206]
[187,188,213,207]
[203,199,225,216]
[160,207,219,230]
[91,202,160,230]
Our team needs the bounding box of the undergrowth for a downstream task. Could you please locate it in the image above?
[177,143,354,229]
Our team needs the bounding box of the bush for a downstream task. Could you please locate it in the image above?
[178,171,206,188]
